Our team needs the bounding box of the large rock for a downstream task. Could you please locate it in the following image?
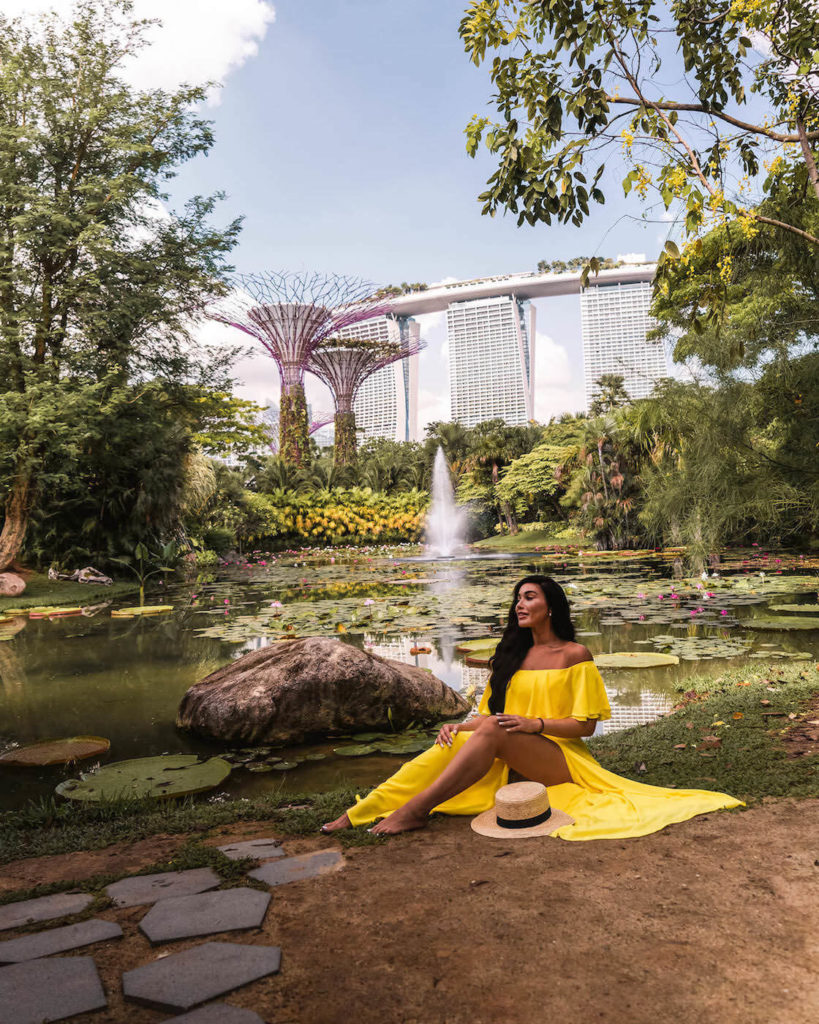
[0,573,25,597]
[176,638,469,744]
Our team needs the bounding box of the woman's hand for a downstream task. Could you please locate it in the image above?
[496,715,542,734]
[436,722,461,747]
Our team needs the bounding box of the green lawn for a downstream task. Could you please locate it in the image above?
[0,573,138,612]
[471,527,582,551]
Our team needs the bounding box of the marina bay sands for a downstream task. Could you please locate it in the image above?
[341,257,663,441]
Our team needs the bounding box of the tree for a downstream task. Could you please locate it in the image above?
[649,194,819,362]
[589,374,632,416]
[460,0,819,286]
[0,0,240,570]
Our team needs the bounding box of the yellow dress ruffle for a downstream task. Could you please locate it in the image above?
[346,662,744,840]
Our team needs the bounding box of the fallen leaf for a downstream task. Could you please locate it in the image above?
[732,712,744,720]
[788,713,797,720]
[760,699,772,706]
[673,743,687,750]
[685,722,694,730]
[634,762,647,773]
[712,720,725,727]
[469,879,490,888]
[697,736,722,751]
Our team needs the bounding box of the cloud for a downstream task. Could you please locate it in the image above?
[417,387,450,430]
[2,0,276,103]
[533,332,586,420]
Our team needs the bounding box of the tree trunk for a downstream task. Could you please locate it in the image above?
[0,474,31,573]
[279,382,310,467]
[333,410,357,468]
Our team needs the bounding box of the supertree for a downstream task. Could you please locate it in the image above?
[308,332,425,467]
[207,272,393,465]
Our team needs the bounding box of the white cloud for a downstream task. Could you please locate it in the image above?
[2,0,276,103]
[533,332,586,420]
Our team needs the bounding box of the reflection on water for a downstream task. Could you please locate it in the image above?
[1,549,817,811]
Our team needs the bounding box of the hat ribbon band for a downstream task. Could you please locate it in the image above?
[496,807,552,830]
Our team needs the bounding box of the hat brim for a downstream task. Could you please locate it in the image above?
[470,806,574,839]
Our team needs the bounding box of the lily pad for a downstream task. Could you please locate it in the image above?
[0,735,110,767]
[745,617,819,631]
[595,652,680,669]
[28,606,84,618]
[455,638,498,654]
[55,754,230,802]
[333,744,378,757]
[464,650,496,666]
[768,604,819,614]
[111,605,174,618]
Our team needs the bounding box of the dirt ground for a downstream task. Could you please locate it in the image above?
[2,799,819,1024]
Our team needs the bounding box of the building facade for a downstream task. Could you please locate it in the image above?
[580,279,668,406]
[336,315,420,442]
[446,295,535,427]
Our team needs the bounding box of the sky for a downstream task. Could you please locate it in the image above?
[10,0,679,429]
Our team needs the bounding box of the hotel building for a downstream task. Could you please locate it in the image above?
[446,295,535,427]
[337,315,420,442]
[580,279,668,406]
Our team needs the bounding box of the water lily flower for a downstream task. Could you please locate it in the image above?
[658,594,664,600]
[720,609,728,616]
[224,598,230,605]
[637,592,645,599]
[700,571,709,580]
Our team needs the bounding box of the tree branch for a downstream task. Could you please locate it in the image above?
[608,95,819,143]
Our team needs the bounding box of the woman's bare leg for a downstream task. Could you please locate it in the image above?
[370,717,570,835]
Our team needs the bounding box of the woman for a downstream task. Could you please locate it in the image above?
[321,575,742,839]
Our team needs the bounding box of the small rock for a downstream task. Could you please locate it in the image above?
[0,573,25,597]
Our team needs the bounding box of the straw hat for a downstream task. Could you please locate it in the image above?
[471,781,574,839]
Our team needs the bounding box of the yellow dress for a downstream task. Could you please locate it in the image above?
[347,662,743,840]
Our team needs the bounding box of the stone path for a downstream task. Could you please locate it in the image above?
[106,867,222,908]
[139,889,271,944]
[0,836,344,1023]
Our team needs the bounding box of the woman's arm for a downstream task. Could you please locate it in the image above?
[497,714,597,738]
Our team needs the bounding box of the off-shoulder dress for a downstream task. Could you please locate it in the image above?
[346,661,743,840]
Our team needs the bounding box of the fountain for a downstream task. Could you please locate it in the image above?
[425,447,466,557]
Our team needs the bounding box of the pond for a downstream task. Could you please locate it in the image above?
[1,546,818,812]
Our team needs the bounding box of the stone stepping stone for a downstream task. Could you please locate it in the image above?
[0,918,122,964]
[106,867,221,908]
[139,889,271,944]
[122,941,281,1013]
[217,838,284,862]
[248,849,343,888]
[0,956,106,1023]
[160,1004,266,1023]
[0,892,93,933]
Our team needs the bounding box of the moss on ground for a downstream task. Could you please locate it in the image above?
[0,573,138,611]
[1,663,817,868]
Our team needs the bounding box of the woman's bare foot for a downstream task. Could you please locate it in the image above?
[320,812,351,833]
[369,807,429,835]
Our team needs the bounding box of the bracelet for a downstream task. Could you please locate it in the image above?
[537,717,545,734]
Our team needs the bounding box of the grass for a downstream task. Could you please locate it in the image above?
[1,663,816,868]
[0,786,383,867]
[0,573,138,612]
[471,526,583,552]
[589,662,819,799]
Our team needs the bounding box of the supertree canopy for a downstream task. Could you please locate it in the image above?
[309,331,425,466]
[207,272,393,465]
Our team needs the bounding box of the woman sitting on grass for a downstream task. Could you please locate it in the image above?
[321,575,742,839]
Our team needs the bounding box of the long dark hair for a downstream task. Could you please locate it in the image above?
[486,576,575,714]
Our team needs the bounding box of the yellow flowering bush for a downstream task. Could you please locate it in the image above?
[239,488,428,548]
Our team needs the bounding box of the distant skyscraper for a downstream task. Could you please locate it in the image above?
[337,315,420,441]
[580,280,667,407]
[446,295,535,427]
